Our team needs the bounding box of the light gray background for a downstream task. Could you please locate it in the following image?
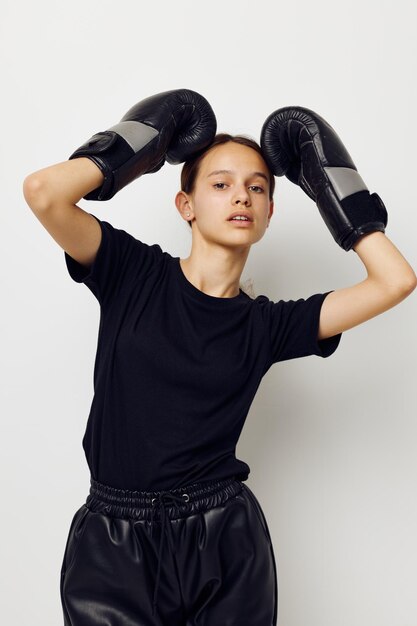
[2,0,416,624]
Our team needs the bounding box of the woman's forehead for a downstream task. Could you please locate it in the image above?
[200,143,268,175]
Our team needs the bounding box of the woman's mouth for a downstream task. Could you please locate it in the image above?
[227,217,254,227]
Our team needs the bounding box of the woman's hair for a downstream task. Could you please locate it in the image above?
[179,133,275,299]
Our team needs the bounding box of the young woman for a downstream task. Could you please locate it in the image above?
[23,90,416,626]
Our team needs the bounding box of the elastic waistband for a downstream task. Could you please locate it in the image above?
[85,475,243,521]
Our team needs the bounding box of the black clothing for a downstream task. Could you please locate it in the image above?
[64,214,342,492]
[60,476,278,626]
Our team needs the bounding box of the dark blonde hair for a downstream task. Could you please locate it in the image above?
[180,132,275,230]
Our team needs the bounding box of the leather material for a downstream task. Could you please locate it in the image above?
[60,477,278,625]
[260,105,388,251]
[68,89,217,201]
[106,121,160,153]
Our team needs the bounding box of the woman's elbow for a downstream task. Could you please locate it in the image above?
[391,275,417,305]
[400,272,417,294]
[23,174,52,212]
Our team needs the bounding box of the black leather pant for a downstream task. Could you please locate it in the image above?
[60,475,278,625]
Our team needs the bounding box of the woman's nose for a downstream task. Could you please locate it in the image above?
[233,189,250,204]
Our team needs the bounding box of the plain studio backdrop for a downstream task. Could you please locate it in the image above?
[1,0,416,624]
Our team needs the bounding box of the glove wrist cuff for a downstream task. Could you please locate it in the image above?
[68,128,161,201]
[317,188,388,251]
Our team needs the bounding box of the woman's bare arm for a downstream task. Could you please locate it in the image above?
[318,231,417,340]
[23,158,105,268]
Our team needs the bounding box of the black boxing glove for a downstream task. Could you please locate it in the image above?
[69,89,217,201]
[260,106,388,251]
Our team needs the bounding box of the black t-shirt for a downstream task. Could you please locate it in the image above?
[64,214,342,491]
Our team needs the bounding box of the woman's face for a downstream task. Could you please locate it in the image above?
[178,142,274,248]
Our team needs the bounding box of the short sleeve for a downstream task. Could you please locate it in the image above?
[262,290,342,367]
[64,213,164,307]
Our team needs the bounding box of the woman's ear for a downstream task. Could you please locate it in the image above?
[175,190,194,222]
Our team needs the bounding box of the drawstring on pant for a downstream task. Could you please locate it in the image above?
[85,476,243,619]
[150,490,190,617]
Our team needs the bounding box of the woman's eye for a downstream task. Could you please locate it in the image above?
[213,183,264,192]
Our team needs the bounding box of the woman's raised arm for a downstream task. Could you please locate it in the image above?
[23,158,104,269]
[317,231,417,341]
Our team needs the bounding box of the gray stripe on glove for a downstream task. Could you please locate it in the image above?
[324,167,368,200]
[107,120,159,152]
